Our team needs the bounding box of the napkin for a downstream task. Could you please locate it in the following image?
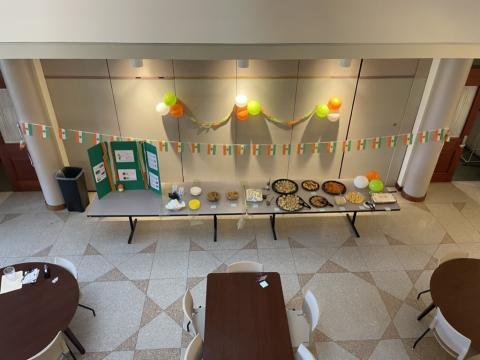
[0,271,23,294]
[22,268,39,284]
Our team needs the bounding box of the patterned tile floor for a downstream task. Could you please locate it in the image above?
[1,182,480,359]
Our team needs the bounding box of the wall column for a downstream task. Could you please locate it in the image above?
[401,59,472,201]
[0,59,65,209]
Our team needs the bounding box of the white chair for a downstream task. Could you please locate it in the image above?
[185,334,203,360]
[54,257,96,317]
[226,261,264,273]
[295,344,316,360]
[287,290,320,347]
[182,289,205,339]
[413,308,471,359]
[28,331,76,360]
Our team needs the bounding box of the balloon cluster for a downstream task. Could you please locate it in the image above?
[353,170,384,193]
[156,91,184,118]
[315,97,342,122]
[235,94,262,121]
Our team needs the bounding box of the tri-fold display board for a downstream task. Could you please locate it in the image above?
[87,141,161,199]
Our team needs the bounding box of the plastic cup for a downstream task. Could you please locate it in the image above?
[3,266,16,281]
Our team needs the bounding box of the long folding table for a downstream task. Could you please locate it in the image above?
[87,179,400,243]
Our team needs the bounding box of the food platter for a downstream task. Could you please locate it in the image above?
[272,179,298,195]
[321,180,347,195]
[301,180,320,192]
[309,195,333,208]
[276,194,310,212]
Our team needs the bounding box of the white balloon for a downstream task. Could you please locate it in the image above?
[327,113,340,122]
[235,94,248,108]
[156,102,170,115]
[354,175,369,189]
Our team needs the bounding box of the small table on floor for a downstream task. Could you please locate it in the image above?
[429,258,480,349]
[203,272,294,360]
[0,263,85,358]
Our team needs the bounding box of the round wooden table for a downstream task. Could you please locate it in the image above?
[430,258,480,350]
[0,262,82,359]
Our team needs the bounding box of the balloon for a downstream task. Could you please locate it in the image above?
[235,94,248,108]
[369,179,384,193]
[163,91,177,106]
[169,102,184,118]
[155,102,170,115]
[247,100,262,116]
[236,107,249,121]
[315,104,330,118]
[328,97,342,111]
[353,175,369,189]
[366,170,381,181]
[327,113,340,122]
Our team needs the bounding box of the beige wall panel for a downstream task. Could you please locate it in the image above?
[237,60,299,78]
[110,79,183,182]
[235,79,296,181]
[361,59,418,77]
[107,59,173,78]
[176,78,236,181]
[173,60,235,78]
[288,78,357,179]
[46,79,119,189]
[41,60,108,77]
[299,59,361,78]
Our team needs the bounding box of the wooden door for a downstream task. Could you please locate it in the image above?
[432,67,480,182]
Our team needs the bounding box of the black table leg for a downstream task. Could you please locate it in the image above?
[417,302,436,321]
[128,216,138,244]
[270,214,277,240]
[64,327,85,354]
[346,212,360,237]
[213,214,217,242]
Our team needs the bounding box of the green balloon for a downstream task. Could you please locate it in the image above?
[369,179,384,193]
[247,100,262,116]
[315,104,330,118]
[163,91,177,106]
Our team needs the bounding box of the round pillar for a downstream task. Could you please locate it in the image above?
[0,59,65,209]
[401,59,473,201]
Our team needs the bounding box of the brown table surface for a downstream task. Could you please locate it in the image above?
[203,272,294,360]
[430,258,480,349]
[0,262,79,359]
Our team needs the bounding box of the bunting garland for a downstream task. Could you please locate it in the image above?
[20,122,450,158]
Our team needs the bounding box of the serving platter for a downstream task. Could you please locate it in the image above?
[301,180,320,192]
[309,195,333,208]
[321,180,347,195]
[276,194,310,212]
[272,179,298,195]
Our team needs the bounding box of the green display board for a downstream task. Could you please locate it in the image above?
[110,141,146,190]
[143,142,161,194]
[87,142,114,199]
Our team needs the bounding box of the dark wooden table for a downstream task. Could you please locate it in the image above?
[430,258,480,349]
[203,272,294,360]
[0,262,82,359]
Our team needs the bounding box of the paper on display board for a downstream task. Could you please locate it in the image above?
[146,151,158,171]
[114,149,135,163]
[149,172,160,190]
[118,169,138,181]
[92,162,107,184]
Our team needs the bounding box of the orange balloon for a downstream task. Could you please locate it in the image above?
[328,97,342,111]
[366,170,381,181]
[236,107,249,121]
[169,102,184,118]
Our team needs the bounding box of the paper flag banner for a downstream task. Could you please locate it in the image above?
[282,144,291,156]
[433,128,445,142]
[159,141,169,152]
[326,141,337,153]
[94,133,101,144]
[76,131,84,144]
[41,125,49,138]
[386,135,398,148]
[371,137,381,150]
[223,144,233,156]
[342,140,352,152]
[207,144,217,155]
[251,144,261,156]
[175,142,184,153]
[403,133,414,145]
[356,138,366,151]
[191,143,201,153]
[297,143,307,155]
[23,123,33,136]
[58,128,68,140]
[266,144,276,156]
[311,143,321,154]
[418,131,429,144]
[237,144,248,155]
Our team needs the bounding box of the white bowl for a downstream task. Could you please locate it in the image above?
[190,186,202,196]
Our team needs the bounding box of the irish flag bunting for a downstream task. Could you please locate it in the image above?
[223,144,233,156]
[23,123,33,136]
[342,140,352,152]
[326,141,337,153]
[58,128,68,140]
[310,143,321,154]
[386,135,398,148]
[266,144,276,156]
[191,143,201,154]
[94,133,101,144]
[175,142,184,153]
[433,128,445,142]
[297,143,307,155]
[207,144,217,155]
[418,131,429,144]
[40,125,49,138]
[356,138,367,151]
[403,133,414,145]
[76,130,84,144]
[371,137,381,150]
[251,144,261,156]
[237,144,248,155]
[282,144,291,156]
[159,141,168,152]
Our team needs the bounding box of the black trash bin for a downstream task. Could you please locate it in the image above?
[56,167,90,212]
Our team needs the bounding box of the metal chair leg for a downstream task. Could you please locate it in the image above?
[417,289,431,300]
[78,303,96,317]
[413,328,431,349]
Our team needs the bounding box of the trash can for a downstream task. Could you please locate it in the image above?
[56,167,90,212]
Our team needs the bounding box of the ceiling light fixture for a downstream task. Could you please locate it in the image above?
[339,59,352,68]
[129,58,144,68]
[237,59,250,68]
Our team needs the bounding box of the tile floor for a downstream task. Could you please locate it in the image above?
[1,182,480,359]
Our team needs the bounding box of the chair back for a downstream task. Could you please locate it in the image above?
[302,290,320,331]
[226,261,263,273]
[295,344,316,360]
[28,331,69,360]
[185,334,203,360]
[54,257,78,279]
[183,289,196,334]
[431,308,471,360]
[439,251,469,266]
